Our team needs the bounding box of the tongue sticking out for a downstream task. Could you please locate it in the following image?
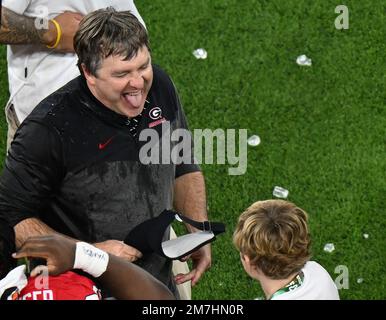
[123,93,142,108]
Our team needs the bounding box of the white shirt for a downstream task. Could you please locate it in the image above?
[272,261,340,300]
[2,0,145,123]
[0,265,28,299]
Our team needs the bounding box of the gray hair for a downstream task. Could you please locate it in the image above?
[74,7,150,76]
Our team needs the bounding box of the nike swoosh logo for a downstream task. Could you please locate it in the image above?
[98,137,114,150]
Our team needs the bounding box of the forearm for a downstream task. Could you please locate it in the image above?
[0,7,54,45]
[174,171,207,232]
[14,217,57,248]
[100,255,175,300]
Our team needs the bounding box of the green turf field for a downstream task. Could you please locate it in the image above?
[0,0,385,299]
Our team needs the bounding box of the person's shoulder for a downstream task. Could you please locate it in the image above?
[26,77,83,125]
[303,261,331,279]
[304,261,339,290]
[150,64,181,114]
[305,261,331,274]
[152,64,171,80]
[152,64,175,90]
[303,261,340,300]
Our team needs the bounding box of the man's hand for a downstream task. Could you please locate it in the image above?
[0,8,82,49]
[174,244,211,287]
[44,11,83,52]
[12,234,76,277]
[94,240,142,262]
[173,171,211,287]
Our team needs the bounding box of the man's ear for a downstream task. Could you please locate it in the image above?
[81,64,96,85]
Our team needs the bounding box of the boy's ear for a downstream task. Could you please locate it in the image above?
[243,255,251,264]
[240,252,251,264]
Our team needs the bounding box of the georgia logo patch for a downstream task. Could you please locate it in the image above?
[148,106,167,128]
[149,107,162,120]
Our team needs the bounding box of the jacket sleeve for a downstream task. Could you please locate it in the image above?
[0,119,64,227]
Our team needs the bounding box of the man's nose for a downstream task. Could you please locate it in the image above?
[129,73,144,88]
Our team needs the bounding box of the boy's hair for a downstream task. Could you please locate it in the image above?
[233,200,311,279]
[0,218,16,279]
[74,7,150,76]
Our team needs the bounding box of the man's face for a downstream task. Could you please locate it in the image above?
[84,46,153,118]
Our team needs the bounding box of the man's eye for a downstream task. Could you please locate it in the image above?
[140,64,149,70]
[114,73,127,78]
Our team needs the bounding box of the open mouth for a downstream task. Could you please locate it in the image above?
[122,91,143,108]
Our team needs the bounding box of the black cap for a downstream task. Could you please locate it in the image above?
[124,210,225,260]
